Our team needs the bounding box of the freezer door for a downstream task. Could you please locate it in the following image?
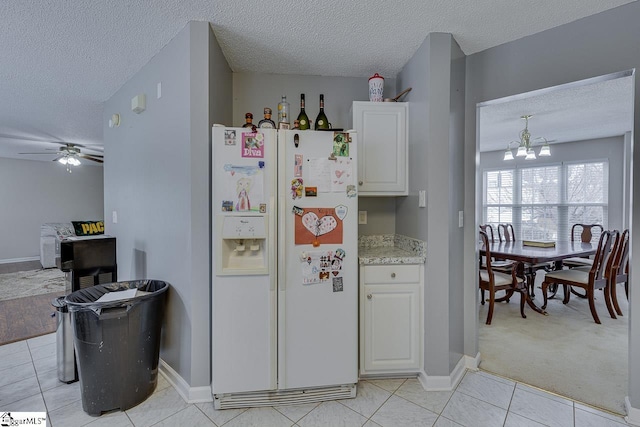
[211,126,277,394]
[277,130,358,390]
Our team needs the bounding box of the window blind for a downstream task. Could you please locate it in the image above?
[483,161,608,242]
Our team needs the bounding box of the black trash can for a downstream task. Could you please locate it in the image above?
[65,280,169,416]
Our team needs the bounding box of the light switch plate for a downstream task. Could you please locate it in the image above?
[358,211,367,224]
[419,190,426,208]
[458,211,464,228]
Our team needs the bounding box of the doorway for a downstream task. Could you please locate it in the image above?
[475,70,634,414]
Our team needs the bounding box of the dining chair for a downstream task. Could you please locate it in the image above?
[479,230,527,325]
[479,224,514,271]
[541,230,615,324]
[563,223,604,269]
[479,224,495,242]
[497,223,516,242]
[609,229,629,317]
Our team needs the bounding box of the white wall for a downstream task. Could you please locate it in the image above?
[0,157,103,262]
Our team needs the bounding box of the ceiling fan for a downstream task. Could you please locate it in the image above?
[19,142,103,172]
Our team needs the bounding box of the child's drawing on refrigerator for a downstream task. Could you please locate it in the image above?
[221,164,264,212]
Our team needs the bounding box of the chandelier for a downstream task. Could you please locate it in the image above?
[503,115,551,161]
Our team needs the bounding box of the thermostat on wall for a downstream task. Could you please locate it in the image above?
[131,94,146,114]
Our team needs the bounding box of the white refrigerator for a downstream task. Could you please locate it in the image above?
[211,126,358,408]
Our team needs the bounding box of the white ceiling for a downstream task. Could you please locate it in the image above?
[0,0,636,162]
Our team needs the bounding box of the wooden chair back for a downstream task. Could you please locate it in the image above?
[571,223,604,243]
[479,230,494,273]
[497,223,516,242]
[479,224,495,243]
[609,229,630,315]
[589,230,614,285]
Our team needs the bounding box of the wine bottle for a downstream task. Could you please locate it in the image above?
[296,94,310,130]
[258,107,276,129]
[314,94,330,130]
[277,96,290,126]
[242,112,254,128]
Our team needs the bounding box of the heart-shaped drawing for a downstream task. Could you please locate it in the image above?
[335,170,345,178]
[302,212,337,236]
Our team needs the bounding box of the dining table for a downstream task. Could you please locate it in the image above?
[480,240,597,315]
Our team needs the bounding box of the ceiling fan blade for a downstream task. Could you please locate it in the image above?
[78,154,104,163]
[18,152,57,155]
[82,146,104,153]
[52,155,65,162]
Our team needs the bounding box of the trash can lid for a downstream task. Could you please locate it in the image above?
[64,280,170,313]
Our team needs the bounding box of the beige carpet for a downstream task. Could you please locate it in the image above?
[0,268,66,301]
[479,278,628,415]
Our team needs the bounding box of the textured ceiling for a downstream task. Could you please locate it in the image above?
[0,0,636,162]
[479,73,635,153]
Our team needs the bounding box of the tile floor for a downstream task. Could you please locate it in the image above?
[0,333,632,426]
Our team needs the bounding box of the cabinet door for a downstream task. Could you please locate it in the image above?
[362,283,420,372]
[353,102,408,196]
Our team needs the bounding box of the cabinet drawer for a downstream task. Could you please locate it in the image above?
[363,265,420,284]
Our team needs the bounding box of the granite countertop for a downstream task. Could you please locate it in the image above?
[358,234,426,265]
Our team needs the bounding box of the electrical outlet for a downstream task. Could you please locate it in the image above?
[358,211,367,225]
[112,210,118,224]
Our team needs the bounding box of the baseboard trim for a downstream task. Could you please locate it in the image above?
[625,396,640,426]
[0,257,39,265]
[465,352,481,371]
[159,359,213,404]
[417,356,467,391]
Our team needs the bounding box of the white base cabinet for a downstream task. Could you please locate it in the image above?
[359,264,423,375]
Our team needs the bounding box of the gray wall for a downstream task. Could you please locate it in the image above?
[396,33,466,377]
[464,1,640,408]
[103,21,228,389]
[479,136,626,233]
[0,157,103,261]
[232,74,396,131]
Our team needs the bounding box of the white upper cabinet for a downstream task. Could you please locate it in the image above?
[352,102,408,196]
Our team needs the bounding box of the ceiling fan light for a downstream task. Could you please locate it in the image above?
[503,149,514,161]
[539,144,551,156]
[58,157,68,165]
[68,157,81,166]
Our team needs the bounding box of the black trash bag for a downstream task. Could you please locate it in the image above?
[65,280,169,416]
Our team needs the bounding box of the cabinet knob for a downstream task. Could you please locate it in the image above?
[358,181,363,186]
[367,294,372,300]
[391,272,396,278]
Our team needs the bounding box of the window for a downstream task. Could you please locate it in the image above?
[483,161,608,241]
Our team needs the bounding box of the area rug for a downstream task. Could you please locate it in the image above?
[479,281,628,415]
[0,291,64,345]
[0,268,66,301]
